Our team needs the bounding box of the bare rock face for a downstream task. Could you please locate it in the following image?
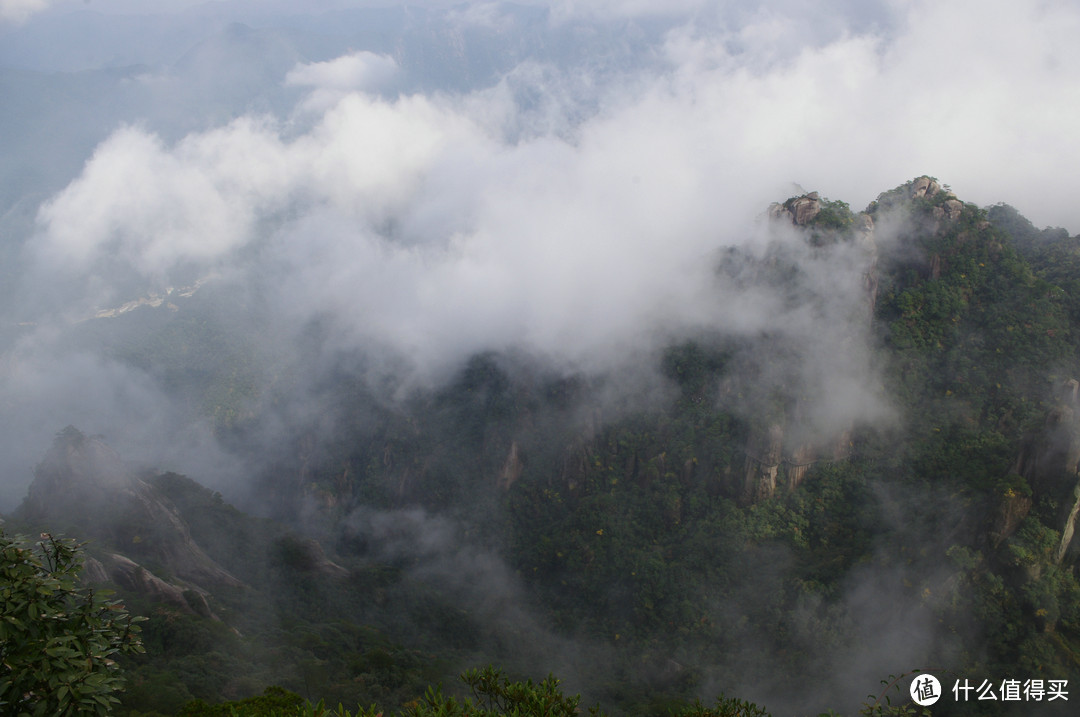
[741,413,852,503]
[767,202,792,223]
[791,193,821,226]
[783,442,816,491]
[931,198,965,224]
[768,192,821,227]
[943,198,964,220]
[498,441,524,491]
[743,423,784,502]
[99,553,204,615]
[855,213,879,319]
[870,175,953,217]
[1058,487,1080,565]
[911,176,941,199]
[84,553,219,619]
[855,212,875,236]
[81,555,111,585]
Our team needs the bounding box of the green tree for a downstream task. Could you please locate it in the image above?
[0,530,144,715]
[174,667,777,717]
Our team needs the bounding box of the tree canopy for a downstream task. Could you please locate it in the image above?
[0,530,144,716]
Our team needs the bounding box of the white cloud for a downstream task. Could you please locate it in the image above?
[652,0,1080,229]
[285,51,399,92]
[27,0,1080,385]
[36,118,295,276]
[548,0,711,22]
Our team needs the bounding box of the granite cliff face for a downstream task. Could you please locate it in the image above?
[768,191,823,226]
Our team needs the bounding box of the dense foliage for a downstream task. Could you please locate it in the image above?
[174,667,775,717]
[0,531,144,715]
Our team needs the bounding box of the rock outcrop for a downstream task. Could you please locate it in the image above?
[18,427,243,597]
[743,422,784,502]
[741,412,852,504]
[768,191,821,226]
[498,441,524,491]
[84,553,218,618]
[910,176,940,199]
[869,175,967,239]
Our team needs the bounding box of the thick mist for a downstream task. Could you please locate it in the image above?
[0,0,1075,634]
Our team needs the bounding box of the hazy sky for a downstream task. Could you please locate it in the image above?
[2,0,1079,504]
[3,1,1077,225]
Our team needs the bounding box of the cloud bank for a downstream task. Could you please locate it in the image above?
[0,0,1078,504]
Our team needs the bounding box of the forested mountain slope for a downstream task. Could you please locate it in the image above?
[6,177,1080,716]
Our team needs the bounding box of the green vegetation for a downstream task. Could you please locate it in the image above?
[0,531,144,715]
[810,198,856,231]
[171,667,774,716]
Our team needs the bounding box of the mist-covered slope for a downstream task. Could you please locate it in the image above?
[5,176,1080,715]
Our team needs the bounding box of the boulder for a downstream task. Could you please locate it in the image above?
[791,195,821,225]
[768,192,821,226]
[943,198,964,221]
[911,176,940,199]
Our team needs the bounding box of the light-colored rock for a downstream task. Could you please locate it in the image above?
[498,441,524,491]
[768,193,821,226]
[791,195,821,225]
[1056,484,1080,564]
[103,553,204,614]
[856,213,874,235]
[82,556,110,585]
[784,443,815,490]
[743,423,783,502]
[943,198,963,221]
[911,176,940,199]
